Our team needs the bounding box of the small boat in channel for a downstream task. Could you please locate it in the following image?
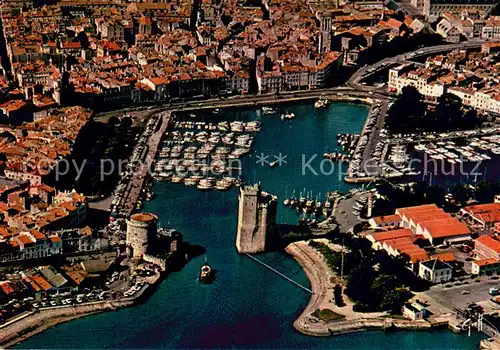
[314,99,329,109]
[199,258,214,284]
[262,106,277,115]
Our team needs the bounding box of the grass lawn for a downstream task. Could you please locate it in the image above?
[318,309,345,322]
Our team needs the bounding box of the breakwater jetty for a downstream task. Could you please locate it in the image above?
[0,299,134,348]
[344,99,388,184]
[286,240,452,338]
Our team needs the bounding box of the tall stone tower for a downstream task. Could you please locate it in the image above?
[236,183,277,254]
[318,13,332,54]
[126,212,158,258]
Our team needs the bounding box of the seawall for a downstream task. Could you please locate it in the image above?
[174,93,374,113]
[0,274,161,348]
[286,240,450,338]
[0,299,135,348]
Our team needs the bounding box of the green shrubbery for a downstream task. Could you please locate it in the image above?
[309,238,423,313]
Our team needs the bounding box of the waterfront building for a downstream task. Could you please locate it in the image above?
[365,228,429,271]
[397,204,471,245]
[471,258,500,275]
[402,300,428,320]
[236,183,277,254]
[388,51,500,114]
[126,212,158,258]
[418,259,453,283]
[21,269,55,295]
[38,265,68,290]
[388,63,445,100]
[474,235,500,260]
[367,214,401,229]
[370,204,472,247]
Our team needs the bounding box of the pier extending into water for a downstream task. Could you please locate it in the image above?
[244,253,312,294]
[117,111,172,217]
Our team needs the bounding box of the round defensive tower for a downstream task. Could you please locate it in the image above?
[126,212,158,258]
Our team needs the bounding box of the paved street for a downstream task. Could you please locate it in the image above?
[95,86,390,121]
[361,100,389,176]
[347,41,486,92]
[396,0,424,17]
[421,276,500,313]
[333,191,370,233]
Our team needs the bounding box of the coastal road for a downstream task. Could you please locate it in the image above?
[96,87,390,120]
[395,0,424,17]
[347,40,486,92]
[115,111,172,216]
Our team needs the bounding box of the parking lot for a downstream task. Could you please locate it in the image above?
[0,260,159,326]
[422,275,500,313]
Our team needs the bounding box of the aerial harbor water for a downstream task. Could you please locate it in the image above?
[15,102,486,349]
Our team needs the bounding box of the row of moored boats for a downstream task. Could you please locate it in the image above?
[414,138,496,164]
[153,117,260,190]
[283,190,333,217]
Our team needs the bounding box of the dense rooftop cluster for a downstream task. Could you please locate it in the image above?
[0,106,93,181]
[436,11,500,40]
[0,0,424,105]
[0,178,88,263]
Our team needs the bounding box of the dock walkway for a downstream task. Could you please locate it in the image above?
[118,111,172,217]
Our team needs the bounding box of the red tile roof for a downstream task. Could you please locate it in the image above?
[431,252,456,262]
[49,235,61,243]
[423,219,471,239]
[32,275,52,291]
[476,235,500,254]
[0,281,14,295]
[372,214,401,225]
[370,228,413,242]
[473,258,499,267]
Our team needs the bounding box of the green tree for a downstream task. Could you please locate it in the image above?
[491,3,500,16]
[371,274,409,312]
[386,86,426,134]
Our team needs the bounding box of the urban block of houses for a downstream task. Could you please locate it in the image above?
[436,13,500,41]
[459,203,500,230]
[418,258,453,283]
[388,48,500,114]
[0,186,96,262]
[370,204,471,246]
[410,0,497,20]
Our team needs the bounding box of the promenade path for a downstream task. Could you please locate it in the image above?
[123,111,171,217]
[286,240,387,336]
